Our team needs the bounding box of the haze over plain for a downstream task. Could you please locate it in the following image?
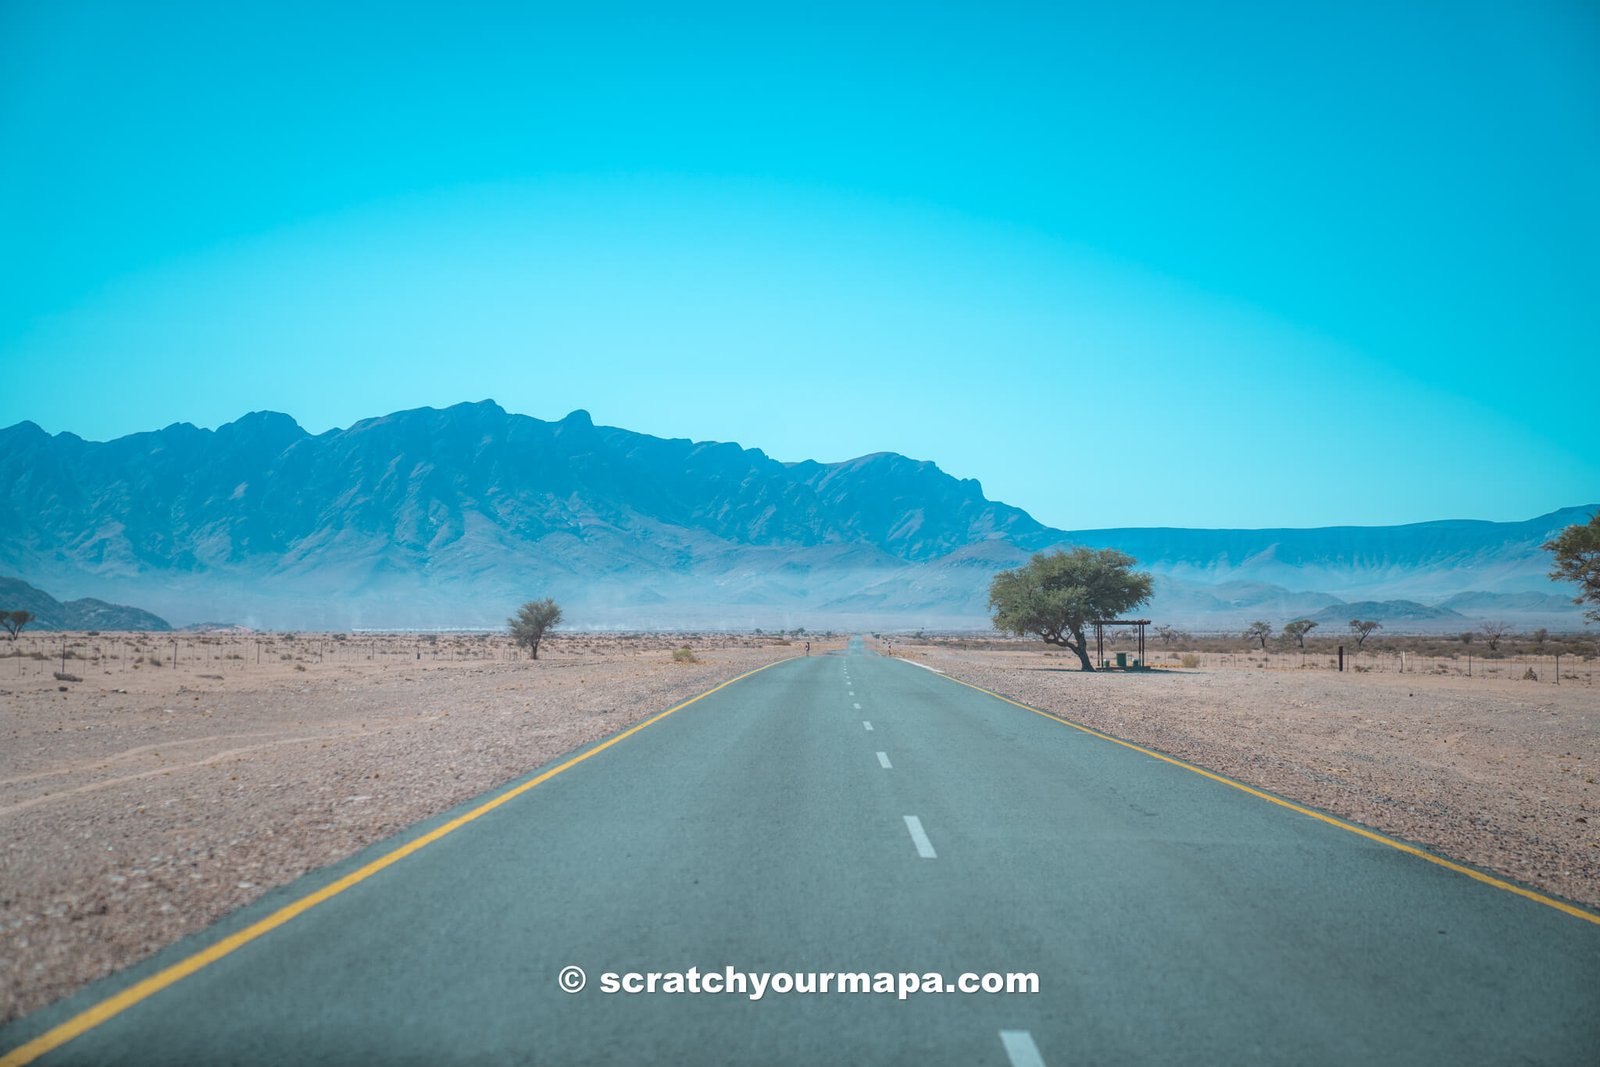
[2,2,1596,531]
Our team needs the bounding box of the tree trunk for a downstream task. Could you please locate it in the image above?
[1068,626,1095,672]
[1042,630,1096,671]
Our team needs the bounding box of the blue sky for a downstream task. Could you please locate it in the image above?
[2,0,1595,530]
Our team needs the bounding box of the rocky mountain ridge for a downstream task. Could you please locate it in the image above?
[0,576,172,631]
[0,402,1589,630]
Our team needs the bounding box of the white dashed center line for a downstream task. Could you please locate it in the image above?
[903,815,936,859]
[853,702,861,710]
[1000,1030,1045,1067]
[862,721,873,731]
[876,751,892,769]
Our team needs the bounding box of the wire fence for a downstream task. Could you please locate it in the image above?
[1136,647,1597,686]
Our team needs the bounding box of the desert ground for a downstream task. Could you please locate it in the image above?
[3,629,1597,1026]
[0,631,822,1024]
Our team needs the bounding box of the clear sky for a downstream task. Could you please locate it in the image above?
[2,0,1595,530]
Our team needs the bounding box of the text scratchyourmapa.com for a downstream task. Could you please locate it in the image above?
[558,966,1039,1001]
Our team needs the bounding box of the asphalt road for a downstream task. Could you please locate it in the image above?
[5,638,1599,1065]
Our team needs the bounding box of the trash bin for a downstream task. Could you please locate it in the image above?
[1116,652,1127,668]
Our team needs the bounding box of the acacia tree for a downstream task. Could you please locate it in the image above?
[1282,618,1317,648]
[1,610,33,641]
[988,547,1153,672]
[1544,512,1600,623]
[1244,620,1272,650]
[508,598,563,660]
[1349,619,1381,649]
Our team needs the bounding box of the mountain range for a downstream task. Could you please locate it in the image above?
[0,576,172,632]
[0,401,1590,631]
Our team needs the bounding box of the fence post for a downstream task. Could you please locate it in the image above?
[1338,645,1344,672]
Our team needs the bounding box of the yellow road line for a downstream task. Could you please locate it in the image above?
[932,671,1600,927]
[0,658,791,1067]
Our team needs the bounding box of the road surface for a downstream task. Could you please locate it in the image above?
[5,638,1598,1065]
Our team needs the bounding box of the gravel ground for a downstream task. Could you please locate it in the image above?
[888,639,1600,913]
[0,634,813,1024]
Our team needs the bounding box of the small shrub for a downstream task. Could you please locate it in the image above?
[672,647,699,664]
[53,671,81,682]
[1180,653,1200,668]
[146,655,164,667]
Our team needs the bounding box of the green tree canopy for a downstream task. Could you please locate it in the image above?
[1282,618,1317,648]
[988,547,1153,671]
[508,598,563,660]
[1544,512,1600,623]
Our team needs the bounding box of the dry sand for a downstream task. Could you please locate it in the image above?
[887,638,1600,913]
[0,632,816,1024]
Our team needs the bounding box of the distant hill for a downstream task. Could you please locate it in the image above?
[1309,600,1466,624]
[0,402,1591,630]
[0,576,172,631]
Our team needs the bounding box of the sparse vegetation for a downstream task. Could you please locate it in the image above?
[1282,618,1317,648]
[1349,619,1381,649]
[508,598,563,660]
[2,610,33,641]
[672,646,699,663]
[1480,621,1513,652]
